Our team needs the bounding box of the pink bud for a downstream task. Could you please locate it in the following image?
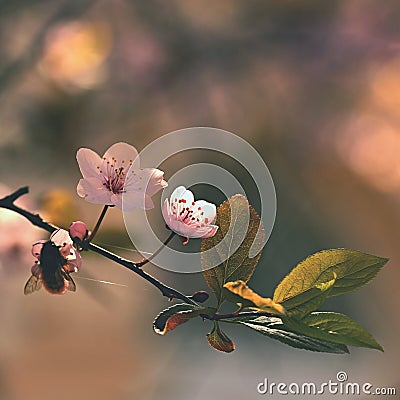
[69,221,88,241]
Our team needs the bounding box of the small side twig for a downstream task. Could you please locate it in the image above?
[87,205,109,243]
[137,231,176,267]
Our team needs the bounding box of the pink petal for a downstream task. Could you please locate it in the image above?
[103,142,140,169]
[125,168,167,196]
[143,194,155,210]
[31,241,46,259]
[162,200,184,234]
[77,178,113,205]
[117,191,154,211]
[76,148,103,179]
[199,224,219,238]
[166,220,195,238]
[183,224,218,239]
[65,247,82,272]
[110,193,123,209]
[133,168,168,196]
[162,199,171,220]
[59,243,73,258]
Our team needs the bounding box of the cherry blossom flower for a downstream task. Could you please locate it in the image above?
[76,142,167,210]
[32,229,82,274]
[162,186,218,244]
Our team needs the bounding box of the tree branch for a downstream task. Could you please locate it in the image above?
[0,187,197,306]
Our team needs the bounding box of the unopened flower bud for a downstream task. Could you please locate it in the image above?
[190,291,209,303]
[69,221,88,241]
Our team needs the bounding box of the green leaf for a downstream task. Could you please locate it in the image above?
[201,195,265,305]
[296,312,383,351]
[232,316,348,354]
[206,321,235,353]
[273,249,388,304]
[153,304,204,335]
[223,280,285,315]
[280,274,336,318]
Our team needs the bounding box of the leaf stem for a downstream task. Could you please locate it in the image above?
[209,310,277,321]
[137,231,176,267]
[0,187,197,306]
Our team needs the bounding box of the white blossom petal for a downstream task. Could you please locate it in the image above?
[50,229,73,247]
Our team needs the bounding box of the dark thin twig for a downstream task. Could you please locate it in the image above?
[0,187,196,306]
[87,205,109,242]
[137,231,175,267]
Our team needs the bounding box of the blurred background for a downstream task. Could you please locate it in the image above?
[0,1,399,399]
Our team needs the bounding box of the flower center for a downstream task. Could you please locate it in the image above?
[172,199,206,227]
[98,157,133,194]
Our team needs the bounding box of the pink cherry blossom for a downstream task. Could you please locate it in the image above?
[162,186,218,243]
[76,142,168,210]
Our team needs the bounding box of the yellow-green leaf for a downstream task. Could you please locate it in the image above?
[206,322,235,353]
[201,195,265,305]
[280,274,336,319]
[273,249,388,304]
[224,280,285,315]
[302,312,383,351]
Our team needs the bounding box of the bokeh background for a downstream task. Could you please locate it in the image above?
[0,1,399,399]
